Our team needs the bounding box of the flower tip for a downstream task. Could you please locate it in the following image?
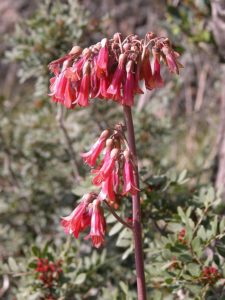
[100,129,110,139]
[123,149,130,160]
[110,148,119,159]
[69,45,82,55]
[106,138,113,148]
[101,38,108,47]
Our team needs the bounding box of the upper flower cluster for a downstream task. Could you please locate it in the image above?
[48,32,182,109]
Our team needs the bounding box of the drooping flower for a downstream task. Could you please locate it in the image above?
[134,58,144,95]
[81,130,110,167]
[98,174,115,202]
[140,49,155,90]
[75,61,90,107]
[161,45,181,74]
[96,38,109,77]
[107,54,127,101]
[92,148,119,186]
[123,150,139,195]
[85,199,106,248]
[152,47,164,88]
[60,193,94,238]
[96,75,110,99]
[49,61,68,102]
[122,60,135,106]
[64,79,77,109]
[48,45,82,76]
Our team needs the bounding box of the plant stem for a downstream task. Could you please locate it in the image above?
[104,200,133,230]
[123,105,147,300]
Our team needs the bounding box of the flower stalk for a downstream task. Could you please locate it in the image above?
[123,105,147,300]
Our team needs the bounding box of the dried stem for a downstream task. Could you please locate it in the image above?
[56,106,81,182]
[123,105,147,300]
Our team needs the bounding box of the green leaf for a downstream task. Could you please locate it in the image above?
[122,245,133,260]
[116,238,131,248]
[165,278,173,284]
[119,281,128,295]
[220,217,225,234]
[8,257,18,272]
[178,169,188,184]
[108,222,123,236]
[75,273,86,285]
[177,206,186,223]
[106,213,117,224]
[216,243,225,258]
[31,246,41,257]
[197,225,206,240]
[191,237,201,256]
[187,263,200,277]
[204,187,215,207]
[212,215,218,235]
[28,261,37,269]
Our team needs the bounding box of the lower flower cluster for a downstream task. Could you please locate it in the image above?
[61,125,138,248]
[35,258,62,289]
[200,266,222,285]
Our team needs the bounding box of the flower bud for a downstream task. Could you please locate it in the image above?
[110,148,119,159]
[69,45,83,56]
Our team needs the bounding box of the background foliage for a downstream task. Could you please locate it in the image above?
[1,0,225,299]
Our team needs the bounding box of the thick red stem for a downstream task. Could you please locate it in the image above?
[123,105,147,300]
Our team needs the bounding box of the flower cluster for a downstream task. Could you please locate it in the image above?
[48,32,182,109]
[200,266,222,285]
[35,258,62,289]
[177,228,186,244]
[61,125,139,247]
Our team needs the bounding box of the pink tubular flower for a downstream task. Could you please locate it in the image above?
[96,75,110,99]
[96,38,108,77]
[85,200,106,248]
[90,59,100,98]
[161,45,180,74]
[48,46,82,76]
[60,193,94,238]
[81,130,110,167]
[140,49,155,90]
[98,174,115,201]
[92,148,119,186]
[75,62,90,107]
[64,79,76,109]
[152,48,164,88]
[134,59,144,95]
[107,54,126,101]
[122,61,135,106]
[123,150,139,195]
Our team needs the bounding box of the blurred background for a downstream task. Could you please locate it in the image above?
[1,0,225,299]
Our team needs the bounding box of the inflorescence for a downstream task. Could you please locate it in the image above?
[48,32,182,248]
[61,125,139,248]
[48,32,182,109]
